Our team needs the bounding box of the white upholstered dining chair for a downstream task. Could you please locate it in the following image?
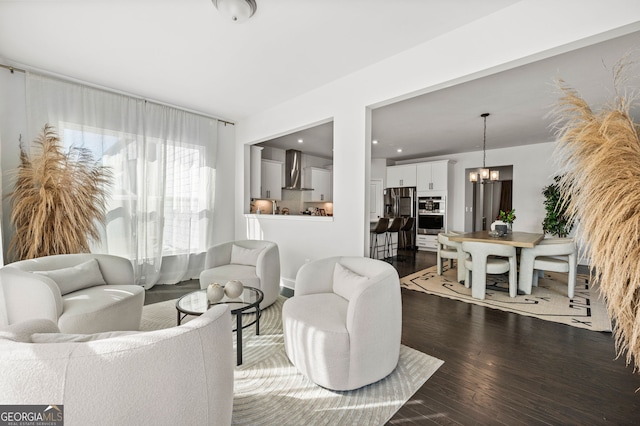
[462,241,517,300]
[437,232,465,282]
[518,238,577,298]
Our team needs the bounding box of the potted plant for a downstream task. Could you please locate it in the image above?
[542,176,574,238]
[8,124,111,260]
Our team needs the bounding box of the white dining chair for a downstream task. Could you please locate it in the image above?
[437,232,465,282]
[462,241,517,300]
[518,238,577,298]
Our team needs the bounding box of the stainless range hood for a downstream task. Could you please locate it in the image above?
[283,149,313,190]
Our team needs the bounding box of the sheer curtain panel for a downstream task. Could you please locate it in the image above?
[26,73,218,288]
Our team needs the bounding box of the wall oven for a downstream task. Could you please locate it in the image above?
[418,196,445,235]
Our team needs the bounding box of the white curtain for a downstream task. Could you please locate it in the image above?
[26,73,218,288]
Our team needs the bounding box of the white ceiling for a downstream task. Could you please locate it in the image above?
[1,1,638,163]
[0,0,515,121]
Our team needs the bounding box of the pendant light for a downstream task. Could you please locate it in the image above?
[469,113,499,183]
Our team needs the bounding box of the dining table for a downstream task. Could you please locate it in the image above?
[446,230,545,297]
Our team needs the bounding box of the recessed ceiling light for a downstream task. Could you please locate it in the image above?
[397,148,403,153]
[372,140,378,144]
[298,139,303,143]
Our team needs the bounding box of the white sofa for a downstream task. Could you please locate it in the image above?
[0,304,234,426]
[199,240,280,309]
[0,254,144,333]
[282,256,402,391]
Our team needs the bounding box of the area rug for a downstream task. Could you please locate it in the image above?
[141,296,443,425]
[401,265,612,332]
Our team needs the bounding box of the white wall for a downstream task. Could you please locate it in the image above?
[234,1,639,287]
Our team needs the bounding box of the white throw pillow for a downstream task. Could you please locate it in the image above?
[34,258,107,295]
[333,262,369,301]
[31,330,139,343]
[230,244,265,267]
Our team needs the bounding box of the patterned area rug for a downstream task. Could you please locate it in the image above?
[401,265,612,332]
[141,296,443,425]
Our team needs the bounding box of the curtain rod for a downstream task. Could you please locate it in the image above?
[0,62,234,125]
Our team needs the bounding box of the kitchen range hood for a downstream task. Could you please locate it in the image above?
[283,149,313,190]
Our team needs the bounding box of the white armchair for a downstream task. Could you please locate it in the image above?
[282,256,402,391]
[199,240,280,309]
[0,254,144,333]
[518,238,577,298]
[0,304,234,426]
[462,241,517,300]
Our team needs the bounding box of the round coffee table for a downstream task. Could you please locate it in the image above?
[176,286,264,365]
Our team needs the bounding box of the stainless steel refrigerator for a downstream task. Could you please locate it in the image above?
[383,187,416,249]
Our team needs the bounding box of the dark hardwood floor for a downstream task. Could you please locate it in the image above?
[146,249,640,424]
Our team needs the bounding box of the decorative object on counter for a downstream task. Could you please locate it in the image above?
[281,207,290,215]
[207,283,225,304]
[542,175,574,237]
[553,59,640,373]
[224,279,244,298]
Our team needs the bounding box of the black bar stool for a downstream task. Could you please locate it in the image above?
[385,217,404,260]
[370,217,389,259]
[399,217,415,250]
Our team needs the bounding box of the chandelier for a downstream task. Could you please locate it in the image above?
[469,113,499,183]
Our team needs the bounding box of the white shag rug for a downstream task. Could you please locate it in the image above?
[141,296,443,425]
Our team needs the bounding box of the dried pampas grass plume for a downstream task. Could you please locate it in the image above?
[9,124,112,260]
[552,59,640,373]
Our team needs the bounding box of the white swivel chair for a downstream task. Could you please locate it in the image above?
[282,256,401,391]
[0,254,144,333]
[518,238,577,298]
[462,241,517,300]
[199,240,280,310]
[437,232,465,282]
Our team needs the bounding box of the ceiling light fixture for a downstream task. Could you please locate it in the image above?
[298,139,303,143]
[212,0,257,23]
[470,113,499,183]
[372,140,378,144]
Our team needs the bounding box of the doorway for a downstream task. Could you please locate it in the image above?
[464,165,513,231]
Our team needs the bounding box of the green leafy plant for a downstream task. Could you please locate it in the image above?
[497,209,516,224]
[8,124,112,260]
[542,176,574,238]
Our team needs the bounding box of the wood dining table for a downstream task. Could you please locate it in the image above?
[446,230,545,297]
[448,230,544,248]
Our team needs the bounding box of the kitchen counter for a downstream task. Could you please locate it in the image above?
[244,214,333,222]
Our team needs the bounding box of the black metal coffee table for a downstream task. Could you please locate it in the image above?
[175,286,263,365]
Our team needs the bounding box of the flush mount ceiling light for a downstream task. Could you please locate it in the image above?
[469,113,500,183]
[212,0,257,23]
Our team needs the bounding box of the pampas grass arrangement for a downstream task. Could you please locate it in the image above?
[9,124,111,260]
[552,60,640,372]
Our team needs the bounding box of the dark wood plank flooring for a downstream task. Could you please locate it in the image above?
[146,249,640,424]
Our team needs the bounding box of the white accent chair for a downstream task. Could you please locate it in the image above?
[437,232,465,282]
[199,240,280,309]
[462,241,517,300]
[518,238,577,298]
[282,256,402,391]
[0,305,234,426]
[0,254,144,333]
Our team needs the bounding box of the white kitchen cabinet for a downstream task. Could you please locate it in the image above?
[386,164,417,187]
[304,167,332,202]
[261,159,282,200]
[417,160,449,192]
[416,234,438,251]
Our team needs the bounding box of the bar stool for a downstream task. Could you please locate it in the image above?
[385,218,404,260]
[369,217,389,259]
[399,217,415,250]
